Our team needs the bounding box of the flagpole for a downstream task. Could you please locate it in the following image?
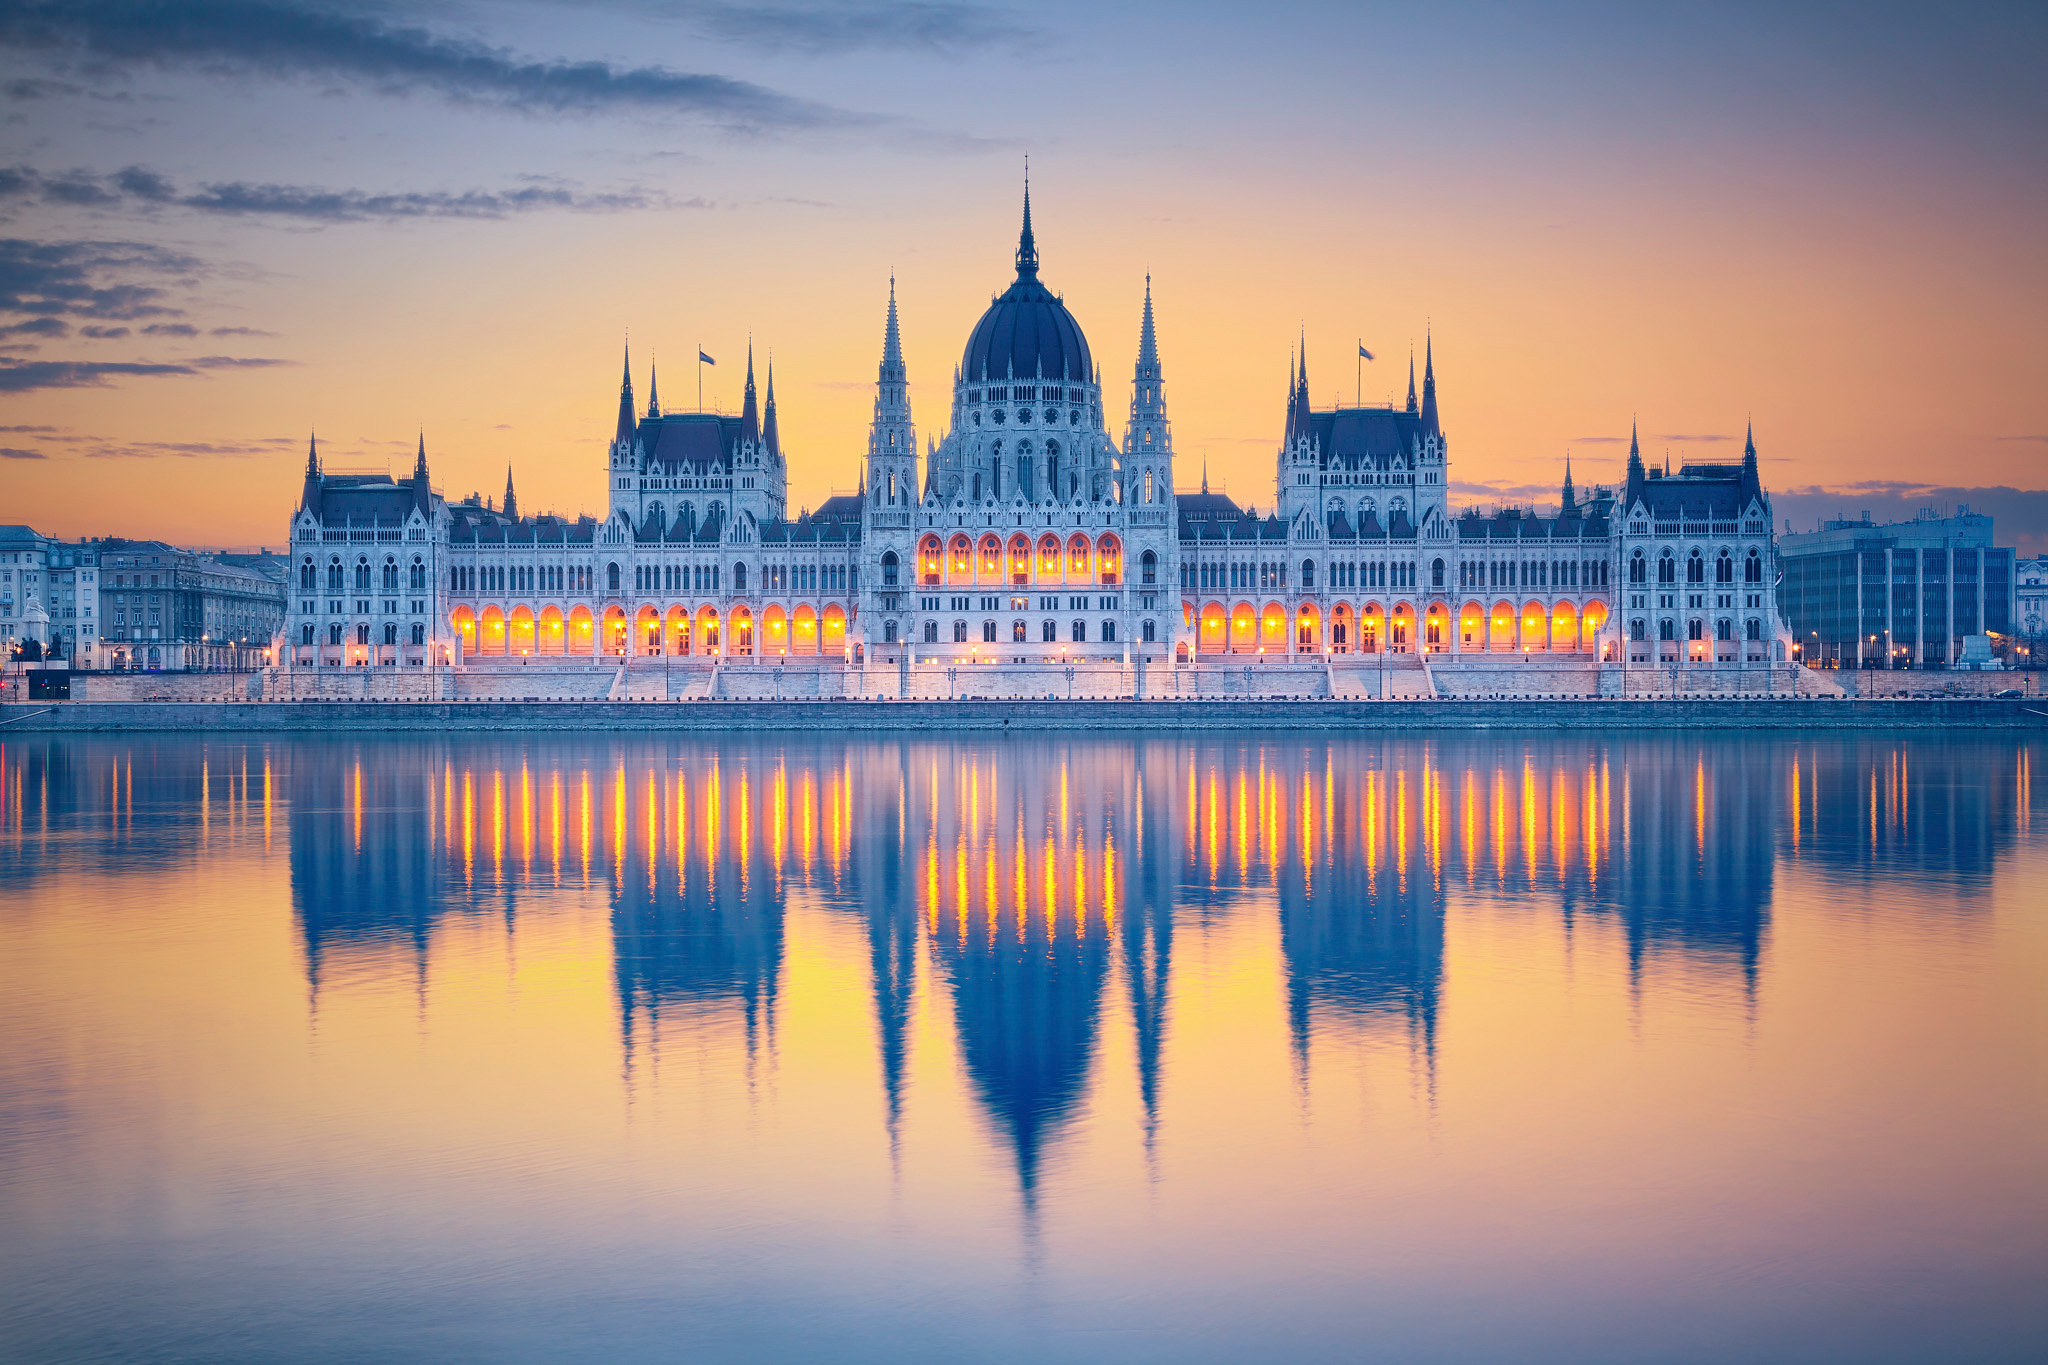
[697,344,703,412]
[1356,340,1361,407]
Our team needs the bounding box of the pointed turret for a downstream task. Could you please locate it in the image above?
[614,342,636,448]
[411,431,431,515]
[299,432,322,516]
[1742,420,1758,480]
[866,277,917,507]
[646,355,661,419]
[1406,346,1417,415]
[1283,349,1298,442]
[503,465,517,521]
[1124,274,1173,487]
[762,359,781,463]
[1561,452,1577,516]
[740,342,759,445]
[1625,420,1646,500]
[1419,331,1439,434]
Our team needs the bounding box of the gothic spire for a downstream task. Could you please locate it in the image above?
[299,431,322,516]
[647,354,661,419]
[1420,330,1439,434]
[1561,452,1576,515]
[614,340,636,447]
[1406,346,1417,415]
[1284,348,1297,442]
[1015,161,1039,280]
[1626,418,1645,489]
[411,432,431,514]
[502,465,517,521]
[1743,419,1758,472]
[1136,273,1159,372]
[880,275,904,380]
[740,340,759,444]
[763,357,781,462]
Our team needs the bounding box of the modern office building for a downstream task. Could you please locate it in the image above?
[1778,509,2014,668]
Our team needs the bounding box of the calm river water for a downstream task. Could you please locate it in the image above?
[1,732,2043,1362]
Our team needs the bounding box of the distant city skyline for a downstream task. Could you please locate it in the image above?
[2,1,2043,551]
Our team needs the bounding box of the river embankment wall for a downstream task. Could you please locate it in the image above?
[2,697,2039,734]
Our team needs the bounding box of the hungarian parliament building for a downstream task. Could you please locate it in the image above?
[283,190,1793,699]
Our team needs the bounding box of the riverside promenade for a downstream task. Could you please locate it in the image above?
[1,697,2039,734]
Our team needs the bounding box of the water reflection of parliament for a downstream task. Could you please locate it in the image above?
[288,737,2034,1195]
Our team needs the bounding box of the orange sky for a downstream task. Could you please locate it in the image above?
[2,3,2043,548]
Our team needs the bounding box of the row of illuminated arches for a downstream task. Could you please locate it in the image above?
[1628,547,1765,586]
[448,602,848,658]
[1184,599,1614,654]
[913,532,1136,587]
[299,553,426,595]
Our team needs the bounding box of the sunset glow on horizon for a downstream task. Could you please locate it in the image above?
[2,2,2044,550]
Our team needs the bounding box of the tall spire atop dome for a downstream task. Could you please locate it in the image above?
[1015,160,1039,280]
[740,340,759,444]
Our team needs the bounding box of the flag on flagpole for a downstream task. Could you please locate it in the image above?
[1358,343,1374,360]
[699,350,716,365]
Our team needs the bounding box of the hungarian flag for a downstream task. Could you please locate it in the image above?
[1358,342,1374,360]
[699,350,716,365]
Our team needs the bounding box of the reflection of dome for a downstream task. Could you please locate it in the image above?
[960,188,1092,385]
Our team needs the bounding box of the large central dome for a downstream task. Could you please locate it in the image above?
[960,190,1093,385]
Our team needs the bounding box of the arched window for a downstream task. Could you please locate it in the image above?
[1658,551,1676,585]
[733,562,747,591]
[1301,558,1316,589]
[1630,618,1646,642]
[409,557,425,592]
[1071,619,1086,643]
[300,623,314,645]
[952,620,967,643]
[981,620,996,642]
[1144,469,1155,502]
[1431,557,1445,589]
[1658,619,1675,641]
[411,623,425,645]
[1716,618,1733,640]
[1042,620,1057,642]
[1746,550,1763,584]
[607,562,621,593]
[881,550,900,587]
[1103,619,1117,642]
[1687,550,1705,585]
[1629,551,1647,585]
[354,558,371,593]
[299,558,315,591]
[1746,618,1762,640]
[1141,550,1158,586]
[1716,550,1734,584]
[923,621,938,643]
[381,558,399,593]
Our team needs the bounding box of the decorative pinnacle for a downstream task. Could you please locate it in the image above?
[1016,159,1039,279]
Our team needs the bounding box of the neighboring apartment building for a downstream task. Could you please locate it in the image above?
[2018,554,2047,664]
[0,525,103,666]
[95,539,287,670]
[1778,509,2015,667]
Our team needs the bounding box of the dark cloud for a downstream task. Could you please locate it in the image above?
[141,321,198,336]
[81,438,283,458]
[654,2,1032,57]
[1571,435,1630,444]
[80,324,130,338]
[0,0,858,131]
[1777,480,2048,555]
[0,316,67,337]
[209,325,274,336]
[1655,432,1736,443]
[0,164,681,221]
[0,445,46,458]
[0,237,197,322]
[0,423,58,431]
[0,354,289,391]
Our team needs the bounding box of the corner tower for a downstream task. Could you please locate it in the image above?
[1123,275,1175,517]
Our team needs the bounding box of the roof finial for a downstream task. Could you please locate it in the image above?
[647,352,660,419]
[1015,157,1039,279]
